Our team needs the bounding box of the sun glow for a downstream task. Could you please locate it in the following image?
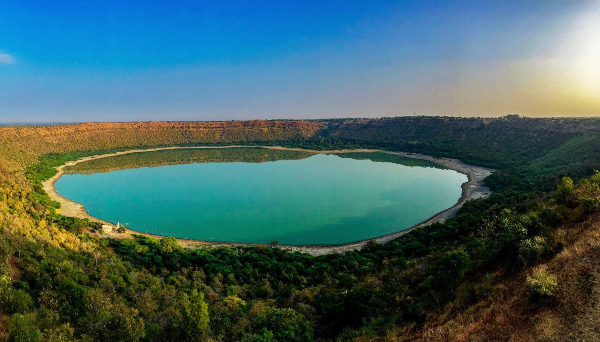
[567,3,600,98]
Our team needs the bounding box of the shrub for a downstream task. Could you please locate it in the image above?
[182,289,210,338]
[0,276,34,314]
[527,266,558,300]
[556,177,574,204]
[8,313,42,342]
[250,307,313,342]
[159,236,181,254]
[576,179,600,214]
[518,236,548,267]
[590,171,600,185]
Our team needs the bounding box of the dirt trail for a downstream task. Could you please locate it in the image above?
[42,146,494,256]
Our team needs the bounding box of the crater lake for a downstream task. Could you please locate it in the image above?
[54,147,467,245]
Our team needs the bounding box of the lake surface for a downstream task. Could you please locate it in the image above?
[55,148,467,245]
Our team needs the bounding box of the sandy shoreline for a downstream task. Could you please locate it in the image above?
[42,146,494,256]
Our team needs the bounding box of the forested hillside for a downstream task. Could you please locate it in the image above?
[1,116,600,341]
[0,120,323,170]
[324,116,600,168]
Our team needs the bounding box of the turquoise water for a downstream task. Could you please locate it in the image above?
[54,148,467,245]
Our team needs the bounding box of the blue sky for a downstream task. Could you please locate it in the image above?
[1,0,599,122]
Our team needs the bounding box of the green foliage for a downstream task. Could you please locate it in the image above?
[432,249,471,286]
[25,152,104,185]
[78,288,146,342]
[519,236,549,267]
[556,177,574,203]
[241,330,275,342]
[590,171,600,185]
[7,313,42,342]
[50,214,100,235]
[527,267,558,299]
[576,176,600,214]
[248,307,313,342]
[43,323,74,342]
[159,236,182,254]
[487,133,600,199]
[182,289,210,338]
[4,118,600,340]
[325,116,594,169]
[0,275,34,314]
[478,210,528,263]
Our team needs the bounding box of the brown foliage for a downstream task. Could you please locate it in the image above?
[0,121,324,170]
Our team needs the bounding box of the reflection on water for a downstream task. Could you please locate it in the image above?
[334,152,440,169]
[65,147,316,174]
[56,148,466,245]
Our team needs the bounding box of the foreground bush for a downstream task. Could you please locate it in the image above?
[527,266,558,300]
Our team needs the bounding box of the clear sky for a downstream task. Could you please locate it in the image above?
[1,0,599,122]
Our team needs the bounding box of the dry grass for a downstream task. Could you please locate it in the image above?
[0,317,7,340]
[377,214,600,342]
[6,256,21,282]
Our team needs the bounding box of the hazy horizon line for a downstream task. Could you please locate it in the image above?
[3,114,600,127]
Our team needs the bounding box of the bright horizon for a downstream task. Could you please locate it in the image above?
[1,0,599,122]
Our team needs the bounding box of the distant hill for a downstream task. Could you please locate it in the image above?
[0,120,324,169]
[2,116,600,170]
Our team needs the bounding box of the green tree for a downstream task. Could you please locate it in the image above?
[79,289,145,342]
[0,276,33,314]
[159,236,181,254]
[44,323,74,342]
[432,249,471,289]
[556,176,574,203]
[182,289,210,339]
[251,307,313,342]
[8,313,42,342]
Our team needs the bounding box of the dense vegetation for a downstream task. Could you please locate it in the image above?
[1,116,600,341]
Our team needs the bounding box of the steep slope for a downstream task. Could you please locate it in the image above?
[389,184,600,341]
[325,116,600,168]
[0,120,324,170]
